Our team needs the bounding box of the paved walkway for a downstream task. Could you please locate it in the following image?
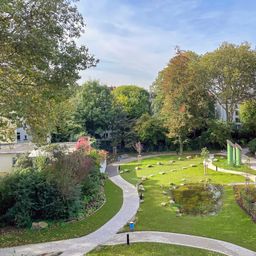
[208,154,256,182]
[0,164,140,256]
[105,231,256,256]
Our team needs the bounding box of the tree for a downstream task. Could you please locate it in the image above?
[0,0,98,143]
[112,85,150,119]
[152,49,213,154]
[73,81,114,139]
[134,113,168,149]
[240,100,256,133]
[201,42,256,123]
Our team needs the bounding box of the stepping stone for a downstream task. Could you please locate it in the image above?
[180,183,185,186]
[186,156,192,159]
[124,169,130,172]
[178,157,182,160]
[162,191,168,195]
[149,174,155,177]
[157,162,163,165]
[159,171,166,175]
[169,160,175,164]
[182,167,187,170]
[135,167,141,170]
[170,169,177,172]
[161,202,167,207]
[190,164,197,167]
[141,176,147,181]
[170,199,175,204]
[147,164,153,168]
[119,171,124,174]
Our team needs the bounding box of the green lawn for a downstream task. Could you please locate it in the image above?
[120,155,256,251]
[214,156,256,175]
[88,243,225,256]
[0,179,123,247]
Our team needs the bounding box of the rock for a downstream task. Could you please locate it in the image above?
[124,169,130,173]
[157,162,163,165]
[32,221,48,230]
[186,156,192,159]
[181,178,186,182]
[182,167,187,170]
[147,164,153,168]
[180,183,185,186]
[138,184,145,191]
[159,171,166,175]
[135,167,141,170]
[171,169,177,172]
[141,176,147,181]
[170,199,175,204]
[213,158,218,162]
[149,174,154,177]
[190,164,197,167]
[178,157,182,160]
[169,160,175,164]
[176,213,182,217]
[140,199,144,203]
[161,202,167,207]
[162,191,168,195]
[119,171,124,174]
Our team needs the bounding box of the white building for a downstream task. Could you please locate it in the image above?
[215,102,241,125]
[16,127,32,143]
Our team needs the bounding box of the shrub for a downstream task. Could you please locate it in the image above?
[248,138,256,154]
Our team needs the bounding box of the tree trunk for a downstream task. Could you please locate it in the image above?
[178,136,183,155]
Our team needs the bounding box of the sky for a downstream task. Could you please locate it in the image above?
[77,0,256,89]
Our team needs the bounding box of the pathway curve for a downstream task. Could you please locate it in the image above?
[105,231,256,256]
[0,164,140,256]
[208,154,256,182]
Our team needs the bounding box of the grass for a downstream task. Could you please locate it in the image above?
[0,179,123,247]
[120,155,256,251]
[214,156,256,175]
[88,243,225,256]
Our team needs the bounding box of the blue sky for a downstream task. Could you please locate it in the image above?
[77,0,256,88]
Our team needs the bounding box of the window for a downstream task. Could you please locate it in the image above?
[235,117,240,123]
[17,132,21,141]
[24,135,27,140]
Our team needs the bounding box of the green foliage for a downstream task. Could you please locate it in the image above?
[240,100,256,134]
[201,42,256,122]
[0,147,101,228]
[234,186,256,221]
[152,49,213,154]
[112,85,150,119]
[134,114,168,149]
[0,0,98,143]
[248,138,256,154]
[171,183,223,215]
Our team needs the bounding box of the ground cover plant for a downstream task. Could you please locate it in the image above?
[214,155,256,175]
[0,179,122,247]
[171,183,223,215]
[120,155,256,251]
[234,185,256,221]
[88,243,226,256]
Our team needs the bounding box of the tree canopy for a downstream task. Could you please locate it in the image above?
[201,42,256,122]
[112,85,150,119]
[0,0,98,143]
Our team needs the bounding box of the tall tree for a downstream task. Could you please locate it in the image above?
[112,85,150,119]
[0,0,98,143]
[201,42,256,123]
[240,99,256,133]
[153,49,213,154]
[73,81,115,139]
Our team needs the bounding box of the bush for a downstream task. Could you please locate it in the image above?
[248,138,256,154]
[0,148,101,228]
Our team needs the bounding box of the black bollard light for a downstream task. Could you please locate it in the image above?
[127,234,130,245]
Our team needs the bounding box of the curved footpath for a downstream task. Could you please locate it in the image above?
[0,155,256,256]
[105,231,256,256]
[0,164,140,256]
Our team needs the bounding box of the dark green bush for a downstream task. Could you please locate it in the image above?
[248,138,256,154]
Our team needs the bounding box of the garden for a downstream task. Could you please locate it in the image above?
[0,145,123,247]
[119,154,256,251]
